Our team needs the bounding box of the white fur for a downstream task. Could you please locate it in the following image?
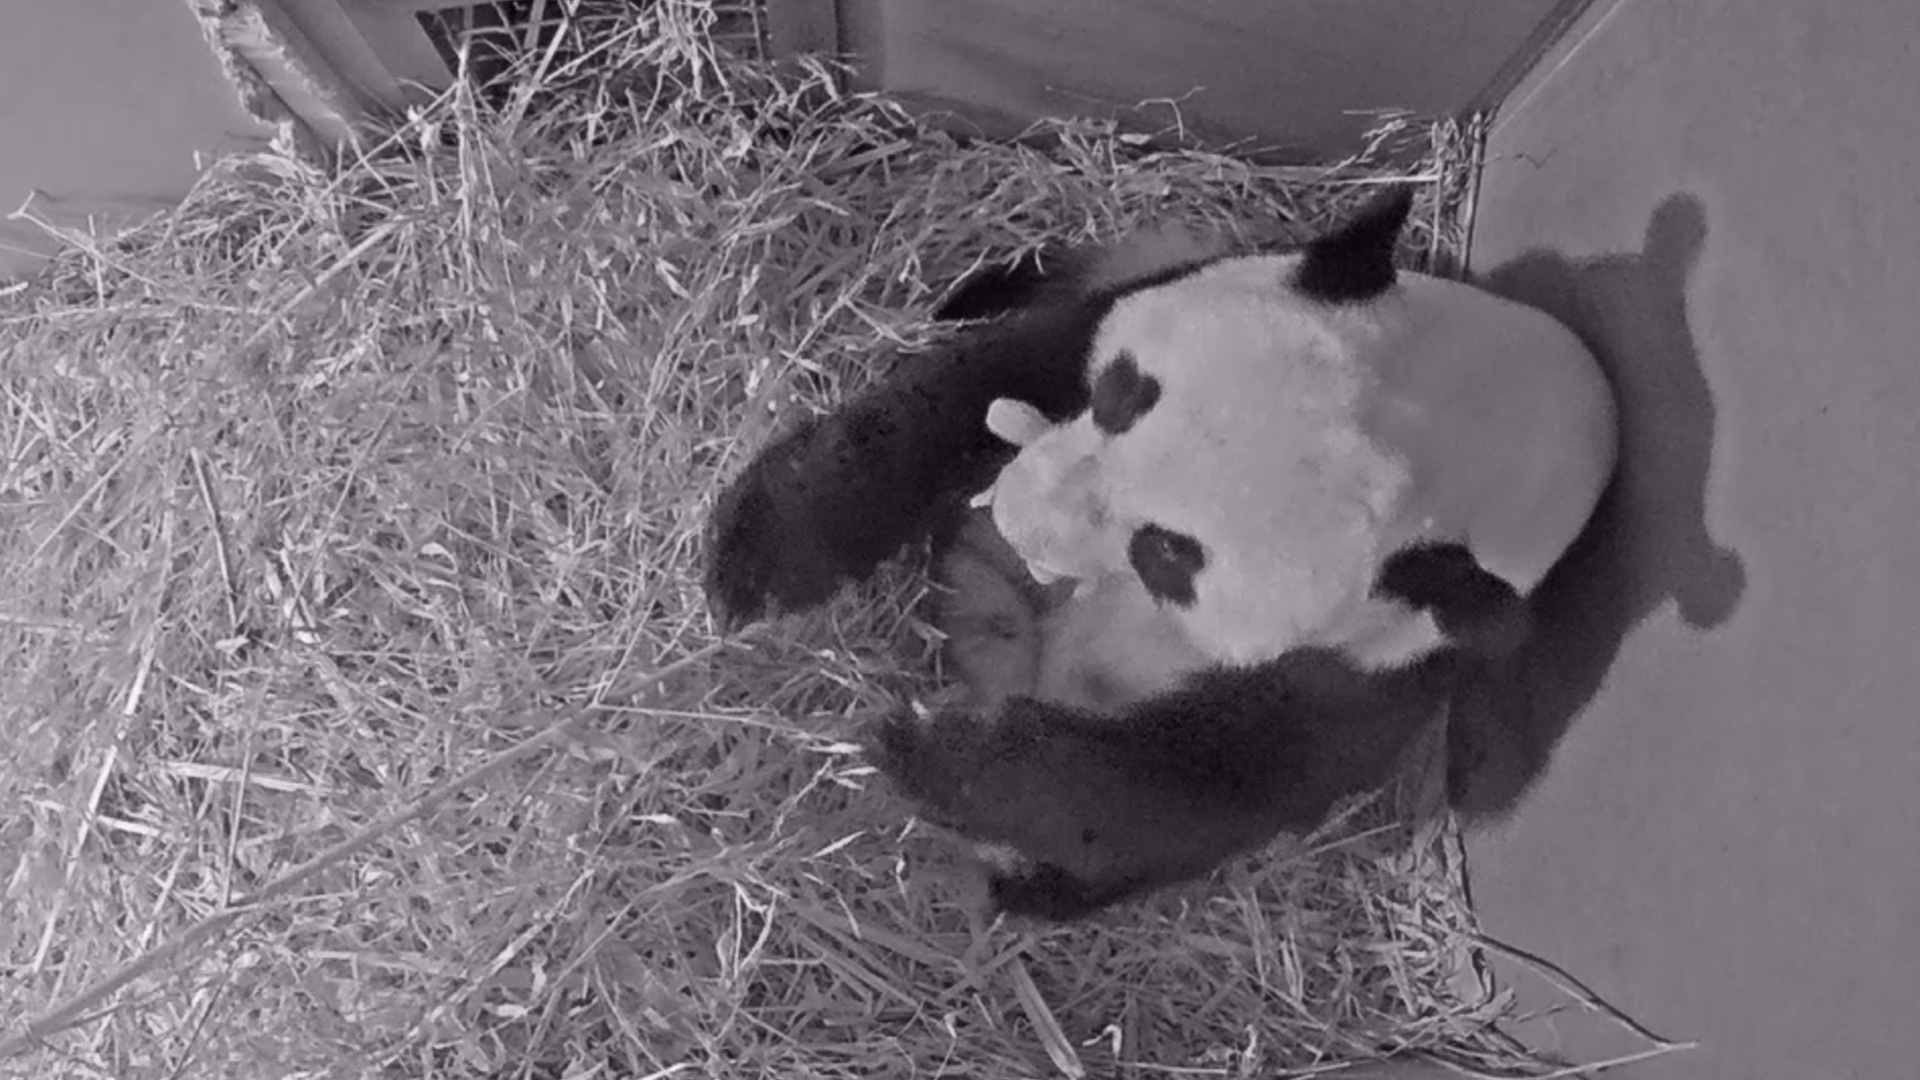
[936,511,1207,714]
[984,397,1052,448]
[970,249,1617,681]
[1034,571,1210,711]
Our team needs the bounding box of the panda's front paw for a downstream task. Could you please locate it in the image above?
[859,704,978,814]
[862,703,1154,922]
[702,438,840,628]
[985,861,1118,923]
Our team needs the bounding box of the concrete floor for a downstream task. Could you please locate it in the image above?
[1461,1,1920,1078]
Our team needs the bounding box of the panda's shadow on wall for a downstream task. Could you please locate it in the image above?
[1445,192,1748,820]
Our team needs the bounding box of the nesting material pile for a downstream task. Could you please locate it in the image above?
[0,4,1642,1077]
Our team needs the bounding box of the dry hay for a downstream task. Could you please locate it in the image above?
[0,3,1668,1078]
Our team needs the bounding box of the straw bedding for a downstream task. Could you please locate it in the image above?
[0,4,1649,1077]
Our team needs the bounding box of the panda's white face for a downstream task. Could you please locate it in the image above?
[985,252,1421,667]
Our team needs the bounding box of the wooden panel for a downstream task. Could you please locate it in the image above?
[347,0,502,13]
[263,0,413,113]
[0,0,278,280]
[1466,0,1603,118]
[343,0,464,91]
[209,0,372,147]
[845,0,1579,161]
[767,0,838,57]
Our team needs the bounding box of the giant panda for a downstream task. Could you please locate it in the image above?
[703,186,1618,921]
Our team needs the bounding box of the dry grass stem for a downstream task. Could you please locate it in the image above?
[0,4,1667,1077]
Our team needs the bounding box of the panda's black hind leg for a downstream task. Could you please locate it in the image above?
[861,648,1461,922]
[1373,542,1533,658]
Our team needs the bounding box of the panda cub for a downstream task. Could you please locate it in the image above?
[704,187,1618,921]
[932,394,1213,715]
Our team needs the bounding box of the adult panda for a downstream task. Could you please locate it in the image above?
[703,187,1618,921]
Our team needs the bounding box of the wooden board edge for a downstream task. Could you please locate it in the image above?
[1462,0,1605,122]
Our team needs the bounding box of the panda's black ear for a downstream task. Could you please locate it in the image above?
[1291,185,1416,304]
[1372,541,1533,658]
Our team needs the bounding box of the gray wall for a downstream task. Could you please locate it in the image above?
[1463,0,1920,1076]
[839,0,1581,160]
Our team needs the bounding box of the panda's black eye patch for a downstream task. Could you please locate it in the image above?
[1129,524,1206,607]
[1090,351,1162,435]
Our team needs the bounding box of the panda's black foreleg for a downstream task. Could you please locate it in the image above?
[703,304,1101,626]
[862,648,1460,921]
[982,862,1149,923]
[1373,542,1534,659]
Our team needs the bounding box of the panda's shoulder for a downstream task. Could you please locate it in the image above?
[1080,225,1242,296]
[934,224,1246,323]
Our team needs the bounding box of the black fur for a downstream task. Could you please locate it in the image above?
[936,247,1222,325]
[709,233,1233,625]
[1127,523,1207,607]
[1373,541,1533,658]
[1290,186,1416,304]
[705,195,1451,923]
[705,302,1103,626]
[863,646,1460,921]
[1090,350,1163,435]
[933,249,1061,322]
